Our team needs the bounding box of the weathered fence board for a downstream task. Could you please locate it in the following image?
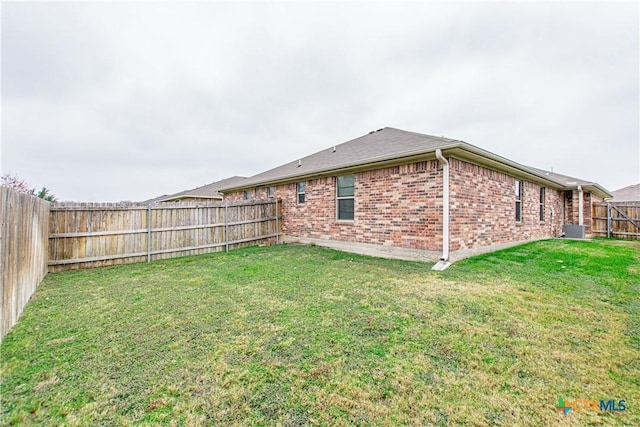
[1,187,50,340]
[592,202,640,239]
[49,200,279,271]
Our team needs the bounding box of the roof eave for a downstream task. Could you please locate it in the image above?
[572,184,612,199]
[220,142,610,197]
[159,194,223,202]
[219,143,466,192]
[444,145,569,189]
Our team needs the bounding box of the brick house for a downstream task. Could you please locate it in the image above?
[220,128,611,264]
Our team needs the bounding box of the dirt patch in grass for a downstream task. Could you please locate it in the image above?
[33,376,59,392]
[1,240,638,425]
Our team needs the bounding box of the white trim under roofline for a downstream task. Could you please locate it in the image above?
[447,147,563,188]
[221,143,462,192]
[448,148,611,198]
[220,141,612,199]
[220,142,570,193]
[451,145,612,198]
[158,194,223,202]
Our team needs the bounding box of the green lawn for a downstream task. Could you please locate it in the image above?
[1,239,638,426]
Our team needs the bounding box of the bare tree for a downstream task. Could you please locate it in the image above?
[1,173,32,193]
[1,173,57,202]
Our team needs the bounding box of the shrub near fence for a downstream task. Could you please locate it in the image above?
[48,199,280,271]
[0,187,50,340]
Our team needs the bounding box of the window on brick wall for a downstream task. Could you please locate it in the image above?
[268,186,275,198]
[244,190,252,201]
[297,182,306,204]
[515,180,523,222]
[337,175,355,221]
[539,187,545,221]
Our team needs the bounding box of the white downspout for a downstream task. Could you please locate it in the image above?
[577,185,583,226]
[432,149,450,270]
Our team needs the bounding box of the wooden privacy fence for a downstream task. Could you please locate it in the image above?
[592,202,640,239]
[49,199,280,271]
[1,187,50,340]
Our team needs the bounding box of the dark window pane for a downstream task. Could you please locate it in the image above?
[337,175,354,197]
[338,199,354,220]
[298,193,305,204]
[515,201,522,221]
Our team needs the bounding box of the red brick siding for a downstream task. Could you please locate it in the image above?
[356,161,442,250]
[571,190,581,225]
[562,190,602,235]
[226,161,443,250]
[563,191,573,225]
[448,158,564,251]
[226,158,568,254]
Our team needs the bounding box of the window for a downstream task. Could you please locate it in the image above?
[244,190,252,201]
[515,180,523,222]
[539,187,545,221]
[337,175,355,221]
[297,182,306,204]
[268,186,275,198]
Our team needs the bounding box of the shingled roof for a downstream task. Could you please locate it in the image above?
[150,176,247,203]
[610,184,640,202]
[219,127,612,198]
[526,167,599,188]
[221,128,460,189]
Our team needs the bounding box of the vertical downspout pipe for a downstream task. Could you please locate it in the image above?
[435,149,450,261]
[577,185,584,226]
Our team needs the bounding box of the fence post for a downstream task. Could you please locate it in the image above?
[606,202,611,238]
[147,205,152,263]
[225,202,229,252]
[275,198,279,244]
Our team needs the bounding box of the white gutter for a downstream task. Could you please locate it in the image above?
[577,185,584,226]
[432,149,450,270]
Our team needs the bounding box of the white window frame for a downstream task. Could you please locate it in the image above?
[336,175,355,221]
[515,180,523,222]
[297,182,306,204]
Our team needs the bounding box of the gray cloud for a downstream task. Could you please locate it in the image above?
[2,2,638,201]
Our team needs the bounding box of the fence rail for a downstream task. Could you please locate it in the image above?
[49,199,280,271]
[592,202,640,239]
[1,188,50,340]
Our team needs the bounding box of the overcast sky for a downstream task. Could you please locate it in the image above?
[2,1,638,202]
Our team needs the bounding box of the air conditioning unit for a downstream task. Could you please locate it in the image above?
[562,224,585,239]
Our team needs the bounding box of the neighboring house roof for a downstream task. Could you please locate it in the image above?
[609,184,640,202]
[220,127,612,198]
[150,176,247,203]
[144,194,171,204]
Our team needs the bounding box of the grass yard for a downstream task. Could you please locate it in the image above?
[1,239,638,426]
